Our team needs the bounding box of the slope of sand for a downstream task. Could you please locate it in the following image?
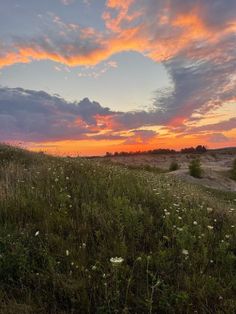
[104,150,236,192]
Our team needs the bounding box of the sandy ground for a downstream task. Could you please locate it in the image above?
[104,150,236,192]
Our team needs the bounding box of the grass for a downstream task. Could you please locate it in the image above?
[231,159,236,181]
[0,144,236,313]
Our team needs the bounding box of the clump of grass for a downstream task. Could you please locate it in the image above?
[0,144,236,313]
[189,158,203,178]
[169,161,180,171]
[231,158,236,181]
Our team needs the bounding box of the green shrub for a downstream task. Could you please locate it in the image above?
[231,159,236,180]
[189,158,202,178]
[169,161,180,171]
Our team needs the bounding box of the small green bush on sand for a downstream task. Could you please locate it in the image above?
[169,161,180,171]
[189,158,202,178]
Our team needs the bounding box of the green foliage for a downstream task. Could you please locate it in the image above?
[231,159,236,181]
[0,144,236,313]
[169,161,180,171]
[189,158,202,178]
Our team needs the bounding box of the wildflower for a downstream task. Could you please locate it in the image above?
[66,176,69,180]
[35,231,39,236]
[207,207,213,213]
[225,234,230,239]
[66,250,69,256]
[193,221,198,225]
[178,216,182,220]
[92,265,97,271]
[82,242,86,248]
[182,249,189,255]
[177,227,183,232]
[110,257,124,266]
[229,208,235,212]
[207,225,214,230]
[55,178,59,182]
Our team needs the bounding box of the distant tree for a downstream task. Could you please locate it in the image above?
[189,158,202,178]
[231,159,236,181]
[195,145,207,153]
[181,147,195,154]
[105,152,113,157]
[169,161,180,171]
[151,148,176,155]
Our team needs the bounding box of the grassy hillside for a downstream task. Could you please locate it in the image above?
[0,144,236,313]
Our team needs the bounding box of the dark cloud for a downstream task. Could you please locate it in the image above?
[0,86,161,143]
[0,87,114,142]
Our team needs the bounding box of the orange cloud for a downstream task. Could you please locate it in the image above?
[168,116,187,128]
[25,129,236,157]
[0,1,235,69]
[94,114,120,130]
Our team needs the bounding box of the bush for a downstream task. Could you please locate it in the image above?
[231,159,236,180]
[169,161,180,171]
[189,158,202,178]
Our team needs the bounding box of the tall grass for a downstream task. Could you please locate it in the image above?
[0,145,236,313]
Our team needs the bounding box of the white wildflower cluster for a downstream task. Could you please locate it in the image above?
[110,257,124,266]
[182,249,189,255]
[207,207,213,213]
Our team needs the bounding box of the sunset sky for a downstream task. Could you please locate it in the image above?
[0,0,235,155]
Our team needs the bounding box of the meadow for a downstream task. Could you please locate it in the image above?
[0,144,236,313]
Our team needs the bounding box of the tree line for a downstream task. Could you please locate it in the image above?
[105,145,207,157]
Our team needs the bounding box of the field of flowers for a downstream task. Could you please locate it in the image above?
[0,144,236,313]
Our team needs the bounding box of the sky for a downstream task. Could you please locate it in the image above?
[0,0,235,156]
